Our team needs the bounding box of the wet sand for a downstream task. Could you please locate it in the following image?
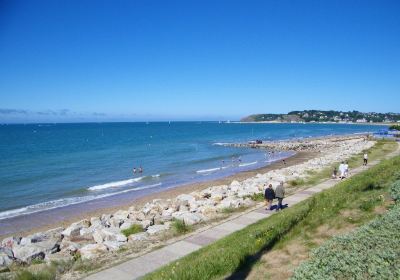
[0,151,315,240]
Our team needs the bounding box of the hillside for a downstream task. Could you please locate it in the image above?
[241,110,400,123]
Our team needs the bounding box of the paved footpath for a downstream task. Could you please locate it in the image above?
[86,145,400,280]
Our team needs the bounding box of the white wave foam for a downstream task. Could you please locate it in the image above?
[239,161,258,167]
[0,183,162,221]
[152,174,160,178]
[196,167,221,174]
[88,177,145,191]
[212,142,230,146]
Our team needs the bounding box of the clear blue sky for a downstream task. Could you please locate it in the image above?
[0,0,399,122]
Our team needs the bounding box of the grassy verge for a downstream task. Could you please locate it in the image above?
[288,139,397,188]
[143,154,400,280]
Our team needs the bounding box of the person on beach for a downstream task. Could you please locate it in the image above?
[275,182,285,211]
[282,159,286,165]
[133,167,137,174]
[264,184,275,210]
[344,161,349,177]
[332,167,338,179]
[139,166,143,173]
[339,161,346,179]
[363,153,368,166]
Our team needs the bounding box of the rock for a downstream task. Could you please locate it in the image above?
[0,252,13,267]
[20,237,32,246]
[230,180,241,188]
[146,224,169,235]
[90,217,102,228]
[101,214,112,227]
[113,210,129,220]
[1,236,21,248]
[176,194,196,205]
[62,219,90,238]
[92,230,105,244]
[45,251,74,264]
[101,228,127,243]
[128,232,148,242]
[174,212,204,225]
[141,219,152,229]
[0,246,13,259]
[59,240,81,253]
[109,217,123,228]
[198,206,218,218]
[103,241,124,251]
[79,244,108,260]
[12,244,45,263]
[219,198,243,209]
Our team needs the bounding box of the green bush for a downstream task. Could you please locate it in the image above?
[121,224,144,237]
[292,205,400,280]
[390,180,400,202]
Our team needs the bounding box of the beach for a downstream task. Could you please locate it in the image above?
[0,133,377,270]
[0,150,313,240]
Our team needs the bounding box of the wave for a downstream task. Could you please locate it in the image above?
[196,167,222,174]
[239,161,258,167]
[88,177,145,191]
[0,183,162,221]
[212,142,231,146]
[87,173,163,191]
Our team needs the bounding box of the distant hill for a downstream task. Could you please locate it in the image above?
[241,110,400,123]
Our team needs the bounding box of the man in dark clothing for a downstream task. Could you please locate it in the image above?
[275,182,285,211]
[264,184,275,210]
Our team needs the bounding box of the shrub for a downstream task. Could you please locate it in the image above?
[15,267,56,280]
[172,219,192,235]
[292,205,400,280]
[390,180,400,202]
[121,224,144,237]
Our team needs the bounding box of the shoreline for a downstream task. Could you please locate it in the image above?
[0,151,313,240]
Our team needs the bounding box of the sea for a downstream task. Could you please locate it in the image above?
[0,122,382,235]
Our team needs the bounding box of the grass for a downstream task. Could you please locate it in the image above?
[142,154,400,280]
[289,139,397,188]
[171,219,192,235]
[121,224,144,237]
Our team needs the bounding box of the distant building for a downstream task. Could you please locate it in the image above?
[356,118,367,123]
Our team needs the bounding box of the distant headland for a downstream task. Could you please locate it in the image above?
[241,110,400,124]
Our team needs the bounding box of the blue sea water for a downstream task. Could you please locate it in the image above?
[0,122,381,223]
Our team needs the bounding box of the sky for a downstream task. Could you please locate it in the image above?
[0,0,399,122]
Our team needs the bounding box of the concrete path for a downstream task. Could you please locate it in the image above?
[85,146,399,280]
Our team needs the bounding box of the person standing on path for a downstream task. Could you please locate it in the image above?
[264,184,275,210]
[339,161,346,179]
[363,153,368,166]
[275,182,285,211]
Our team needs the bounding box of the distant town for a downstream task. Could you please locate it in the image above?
[241,110,400,124]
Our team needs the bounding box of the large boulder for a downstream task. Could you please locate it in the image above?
[62,219,90,239]
[101,228,127,243]
[79,244,108,260]
[0,252,13,267]
[103,241,124,251]
[176,194,196,205]
[12,244,45,263]
[173,212,204,226]
[113,210,129,220]
[1,236,21,248]
[128,232,148,242]
[146,224,169,235]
